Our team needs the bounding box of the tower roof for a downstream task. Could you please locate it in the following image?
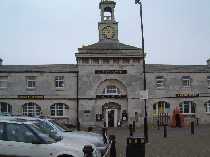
[79,41,140,50]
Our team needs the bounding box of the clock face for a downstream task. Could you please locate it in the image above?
[102,26,115,39]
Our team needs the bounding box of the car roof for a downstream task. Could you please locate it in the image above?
[0,119,35,125]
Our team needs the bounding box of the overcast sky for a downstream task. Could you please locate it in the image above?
[0,0,209,65]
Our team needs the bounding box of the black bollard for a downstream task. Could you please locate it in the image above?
[132,121,136,132]
[83,145,94,157]
[191,121,195,135]
[157,120,160,130]
[129,124,133,136]
[109,135,116,157]
[104,121,106,127]
[163,124,167,138]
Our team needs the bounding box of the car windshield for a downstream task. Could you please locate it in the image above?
[49,120,72,132]
[29,123,61,143]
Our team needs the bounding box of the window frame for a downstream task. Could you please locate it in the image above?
[103,85,120,95]
[153,101,170,115]
[204,101,210,113]
[207,76,210,89]
[179,101,196,114]
[0,76,8,89]
[26,76,36,89]
[55,76,64,89]
[0,102,12,114]
[22,103,41,117]
[182,76,191,87]
[50,103,69,117]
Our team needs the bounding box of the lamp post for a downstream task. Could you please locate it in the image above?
[135,0,148,143]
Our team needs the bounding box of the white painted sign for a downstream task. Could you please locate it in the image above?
[140,90,148,100]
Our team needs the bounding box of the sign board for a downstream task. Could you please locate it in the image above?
[140,90,148,100]
[18,95,44,100]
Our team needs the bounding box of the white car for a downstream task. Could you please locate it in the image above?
[0,119,99,157]
[13,116,109,156]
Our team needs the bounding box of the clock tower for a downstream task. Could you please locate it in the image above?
[98,0,118,41]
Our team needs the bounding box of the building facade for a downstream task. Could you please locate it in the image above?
[0,0,210,127]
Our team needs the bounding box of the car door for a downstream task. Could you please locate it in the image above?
[1,123,51,157]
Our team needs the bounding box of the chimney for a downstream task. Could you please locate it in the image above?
[207,58,210,66]
[0,58,2,65]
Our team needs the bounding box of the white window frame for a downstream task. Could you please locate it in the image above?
[22,103,41,116]
[55,76,64,88]
[205,101,210,113]
[0,76,8,89]
[26,76,36,89]
[50,103,69,117]
[179,101,196,114]
[182,77,191,87]
[103,85,120,95]
[156,76,165,88]
[0,102,12,114]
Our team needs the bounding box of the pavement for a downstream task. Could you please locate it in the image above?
[106,125,210,157]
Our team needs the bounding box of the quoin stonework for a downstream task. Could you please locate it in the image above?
[0,0,210,127]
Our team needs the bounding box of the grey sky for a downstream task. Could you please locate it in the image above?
[0,0,209,65]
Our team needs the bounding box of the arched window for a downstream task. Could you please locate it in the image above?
[204,100,210,113]
[104,7,112,20]
[153,101,170,115]
[103,85,120,95]
[50,103,69,117]
[0,102,12,114]
[22,102,41,116]
[179,101,196,114]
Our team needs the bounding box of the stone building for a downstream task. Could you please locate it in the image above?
[0,0,210,127]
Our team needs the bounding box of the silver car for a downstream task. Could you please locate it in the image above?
[0,119,99,157]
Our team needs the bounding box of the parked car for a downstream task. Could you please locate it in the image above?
[0,119,99,157]
[13,116,109,156]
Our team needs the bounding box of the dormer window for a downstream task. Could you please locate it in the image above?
[103,85,120,95]
[182,76,191,87]
[156,76,165,88]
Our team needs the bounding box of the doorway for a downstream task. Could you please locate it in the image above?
[105,109,117,127]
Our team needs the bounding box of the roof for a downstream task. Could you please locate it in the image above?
[0,64,78,73]
[146,64,210,73]
[79,41,140,51]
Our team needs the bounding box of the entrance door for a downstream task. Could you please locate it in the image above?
[108,110,114,127]
[106,109,117,127]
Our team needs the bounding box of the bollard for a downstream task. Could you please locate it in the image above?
[157,120,160,130]
[104,121,106,127]
[132,121,136,132]
[129,124,133,136]
[196,118,199,127]
[83,145,94,157]
[163,124,167,138]
[191,121,194,135]
[109,135,116,157]
[102,127,108,144]
[88,127,93,132]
